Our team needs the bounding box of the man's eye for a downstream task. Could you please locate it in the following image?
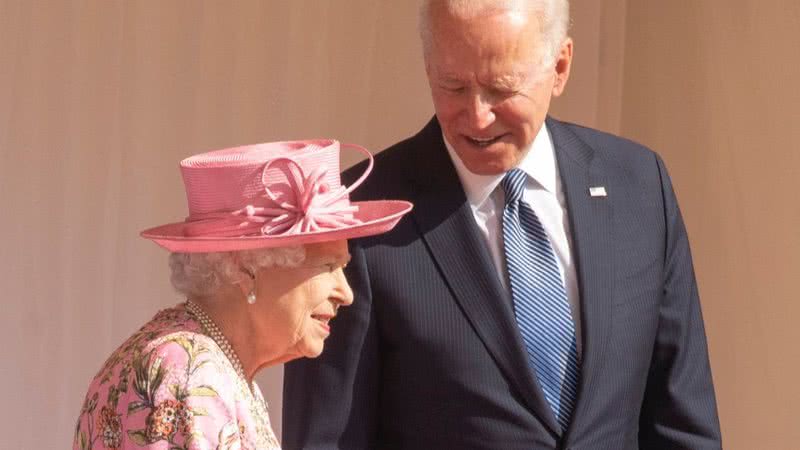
[441,85,465,93]
[490,88,518,98]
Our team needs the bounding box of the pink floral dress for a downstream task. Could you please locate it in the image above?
[73,304,281,450]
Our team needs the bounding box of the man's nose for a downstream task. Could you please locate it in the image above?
[466,93,496,129]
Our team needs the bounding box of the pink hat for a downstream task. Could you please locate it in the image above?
[141,139,412,253]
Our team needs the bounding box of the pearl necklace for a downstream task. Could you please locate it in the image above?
[185,300,246,380]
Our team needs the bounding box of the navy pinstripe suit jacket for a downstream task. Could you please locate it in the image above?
[283,117,721,450]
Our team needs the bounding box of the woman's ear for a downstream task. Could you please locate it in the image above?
[236,266,256,298]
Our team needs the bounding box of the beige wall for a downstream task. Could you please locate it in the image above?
[620,2,800,448]
[0,1,430,446]
[1,1,797,448]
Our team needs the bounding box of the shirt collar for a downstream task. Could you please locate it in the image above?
[443,123,559,209]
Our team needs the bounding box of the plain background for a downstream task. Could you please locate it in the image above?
[1,1,797,448]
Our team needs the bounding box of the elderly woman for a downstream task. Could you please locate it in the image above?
[73,140,411,449]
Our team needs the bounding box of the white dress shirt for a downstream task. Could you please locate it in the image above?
[443,124,583,356]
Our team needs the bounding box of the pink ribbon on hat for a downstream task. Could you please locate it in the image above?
[183,144,373,238]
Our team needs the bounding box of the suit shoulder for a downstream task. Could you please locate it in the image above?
[345,132,418,175]
[557,119,658,164]
[550,118,670,194]
[342,130,425,200]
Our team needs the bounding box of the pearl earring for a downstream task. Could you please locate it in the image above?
[242,267,257,304]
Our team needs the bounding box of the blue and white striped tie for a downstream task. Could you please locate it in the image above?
[501,168,580,430]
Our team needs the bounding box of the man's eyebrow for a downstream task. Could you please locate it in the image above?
[437,74,466,83]
[484,72,528,88]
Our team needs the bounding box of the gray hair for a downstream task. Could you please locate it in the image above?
[168,246,306,298]
[419,0,570,71]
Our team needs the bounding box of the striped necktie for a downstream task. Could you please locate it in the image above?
[501,168,580,430]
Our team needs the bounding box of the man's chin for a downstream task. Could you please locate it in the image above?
[453,143,521,175]
[459,153,519,175]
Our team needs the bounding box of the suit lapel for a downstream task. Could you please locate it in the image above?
[407,119,560,435]
[547,118,615,438]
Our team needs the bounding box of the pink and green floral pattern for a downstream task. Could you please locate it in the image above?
[73,304,281,449]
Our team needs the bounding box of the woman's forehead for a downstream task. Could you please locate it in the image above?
[305,241,350,259]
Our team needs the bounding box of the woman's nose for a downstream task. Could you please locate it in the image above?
[335,269,354,307]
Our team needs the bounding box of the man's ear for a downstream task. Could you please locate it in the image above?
[552,38,573,97]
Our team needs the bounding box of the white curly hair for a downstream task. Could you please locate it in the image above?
[168,246,306,298]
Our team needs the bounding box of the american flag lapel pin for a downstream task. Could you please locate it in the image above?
[589,186,607,197]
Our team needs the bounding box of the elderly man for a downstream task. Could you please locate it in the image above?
[284,1,722,449]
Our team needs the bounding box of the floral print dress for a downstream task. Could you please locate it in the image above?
[73,304,282,450]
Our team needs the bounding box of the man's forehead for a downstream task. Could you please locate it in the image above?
[432,63,534,84]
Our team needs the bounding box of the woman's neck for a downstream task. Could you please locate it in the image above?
[188,293,283,384]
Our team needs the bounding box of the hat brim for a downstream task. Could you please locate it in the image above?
[140,200,412,253]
